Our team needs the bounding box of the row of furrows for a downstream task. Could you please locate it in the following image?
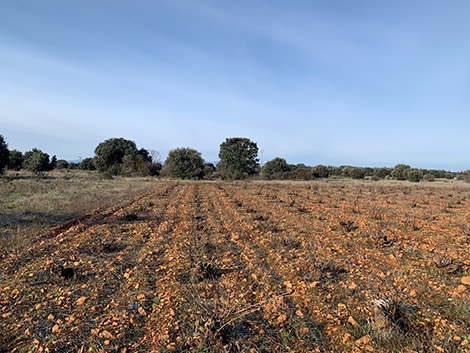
[83,182,190,352]
[140,183,269,351]
[206,184,330,351]
[218,183,470,347]
[2,181,469,352]
[201,185,308,351]
[295,183,470,265]
[231,183,424,275]
[210,183,421,346]
[137,183,198,351]
[0,183,185,352]
[0,183,175,276]
[250,182,470,243]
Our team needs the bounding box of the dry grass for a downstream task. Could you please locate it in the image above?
[0,170,158,253]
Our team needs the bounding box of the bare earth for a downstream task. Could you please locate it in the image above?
[1,179,469,352]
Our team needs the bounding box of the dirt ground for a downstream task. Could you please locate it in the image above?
[0,178,469,352]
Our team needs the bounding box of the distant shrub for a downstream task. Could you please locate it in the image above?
[422,174,435,182]
[7,149,23,171]
[56,159,69,169]
[457,172,470,183]
[148,162,162,176]
[406,169,423,182]
[363,167,374,177]
[137,148,152,163]
[445,172,455,180]
[49,155,57,170]
[94,138,139,175]
[263,158,290,179]
[312,164,329,178]
[428,169,446,178]
[23,148,51,175]
[374,167,392,179]
[327,166,342,177]
[392,164,411,180]
[217,137,259,179]
[203,163,216,179]
[289,167,314,180]
[164,147,204,179]
[80,158,96,171]
[0,135,9,175]
[68,162,79,170]
[349,167,366,179]
[341,166,353,178]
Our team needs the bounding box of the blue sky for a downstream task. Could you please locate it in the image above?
[0,0,468,170]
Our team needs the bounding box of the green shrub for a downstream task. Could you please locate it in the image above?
[373,167,392,179]
[148,162,162,176]
[263,158,290,179]
[422,174,435,182]
[456,172,470,182]
[0,135,10,174]
[349,167,366,179]
[217,137,259,179]
[79,158,96,171]
[94,138,138,175]
[392,164,411,180]
[8,149,23,171]
[23,148,51,175]
[56,159,69,169]
[445,172,455,180]
[68,162,79,170]
[164,147,204,179]
[203,163,216,179]
[312,164,329,178]
[406,169,423,182]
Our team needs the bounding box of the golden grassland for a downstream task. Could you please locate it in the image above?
[0,172,469,352]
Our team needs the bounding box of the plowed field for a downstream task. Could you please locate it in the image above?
[1,181,469,352]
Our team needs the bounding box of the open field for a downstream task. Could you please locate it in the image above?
[0,171,157,254]
[1,178,469,352]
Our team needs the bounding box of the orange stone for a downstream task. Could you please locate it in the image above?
[461,276,470,285]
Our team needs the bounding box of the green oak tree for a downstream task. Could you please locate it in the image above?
[163,147,204,179]
[217,137,259,179]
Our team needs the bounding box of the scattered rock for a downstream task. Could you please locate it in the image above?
[348,315,360,327]
[461,276,470,285]
[355,334,372,345]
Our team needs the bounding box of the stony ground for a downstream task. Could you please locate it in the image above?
[1,180,469,352]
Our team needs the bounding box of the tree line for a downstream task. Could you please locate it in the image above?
[0,134,467,182]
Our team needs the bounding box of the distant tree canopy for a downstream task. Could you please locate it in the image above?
[8,149,24,171]
[94,138,139,175]
[392,164,411,181]
[163,147,204,179]
[93,138,157,176]
[80,157,96,171]
[217,137,259,179]
[56,159,69,169]
[23,148,51,174]
[0,135,10,174]
[407,169,423,182]
[203,163,216,179]
[137,148,152,163]
[0,134,463,182]
[312,164,329,178]
[373,167,392,179]
[49,155,57,170]
[263,157,290,179]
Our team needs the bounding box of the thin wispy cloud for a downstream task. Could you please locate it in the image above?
[0,0,468,170]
